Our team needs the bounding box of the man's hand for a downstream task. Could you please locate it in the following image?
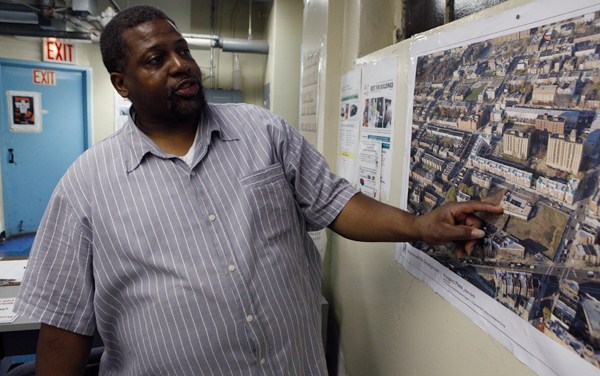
[413,201,504,255]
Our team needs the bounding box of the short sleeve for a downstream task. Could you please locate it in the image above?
[277,118,358,231]
[14,184,96,336]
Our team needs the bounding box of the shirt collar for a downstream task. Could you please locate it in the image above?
[122,105,240,173]
[198,105,240,144]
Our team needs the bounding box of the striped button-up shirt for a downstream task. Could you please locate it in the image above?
[15,103,357,375]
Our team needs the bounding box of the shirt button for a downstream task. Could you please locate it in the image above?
[208,214,217,222]
[190,171,196,176]
[228,264,236,272]
[260,358,266,365]
[246,314,254,323]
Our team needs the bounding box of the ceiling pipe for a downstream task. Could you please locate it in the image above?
[185,37,214,50]
[220,38,268,54]
[183,34,268,55]
[183,33,220,41]
[0,10,38,24]
[0,23,89,39]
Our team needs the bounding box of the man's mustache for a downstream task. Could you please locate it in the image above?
[167,76,202,97]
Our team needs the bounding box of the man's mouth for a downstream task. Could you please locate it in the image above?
[172,78,200,98]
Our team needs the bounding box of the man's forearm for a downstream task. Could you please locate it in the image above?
[329,192,420,242]
[36,323,93,376]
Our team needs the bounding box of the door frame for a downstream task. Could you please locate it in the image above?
[0,58,92,237]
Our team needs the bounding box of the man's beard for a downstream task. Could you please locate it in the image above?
[166,78,209,117]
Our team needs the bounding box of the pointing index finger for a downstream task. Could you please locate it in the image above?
[456,201,504,215]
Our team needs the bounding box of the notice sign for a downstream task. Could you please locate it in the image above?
[7,90,43,133]
[43,38,76,64]
[0,298,17,324]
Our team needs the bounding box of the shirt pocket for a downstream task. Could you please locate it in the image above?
[240,163,297,241]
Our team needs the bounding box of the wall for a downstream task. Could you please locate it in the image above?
[265,0,303,126]
[188,0,270,104]
[320,0,538,375]
[357,0,397,57]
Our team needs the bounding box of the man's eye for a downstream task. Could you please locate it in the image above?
[180,48,192,57]
[147,56,163,65]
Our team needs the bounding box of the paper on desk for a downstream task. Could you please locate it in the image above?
[0,297,17,323]
[0,260,28,282]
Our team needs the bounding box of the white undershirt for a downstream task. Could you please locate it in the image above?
[179,127,199,167]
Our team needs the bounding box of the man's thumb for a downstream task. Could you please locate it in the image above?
[470,228,486,239]
[450,225,486,241]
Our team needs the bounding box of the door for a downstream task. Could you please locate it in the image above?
[0,59,90,237]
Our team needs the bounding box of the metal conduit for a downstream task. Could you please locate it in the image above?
[183,34,269,55]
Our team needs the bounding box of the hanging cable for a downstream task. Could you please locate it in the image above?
[210,0,216,88]
[230,0,240,38]
[248,0,252,40]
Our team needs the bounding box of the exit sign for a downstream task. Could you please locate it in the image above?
[33,69,56,85]
[43,38,76,64]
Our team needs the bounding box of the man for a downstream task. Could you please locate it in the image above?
[15,5,502,375]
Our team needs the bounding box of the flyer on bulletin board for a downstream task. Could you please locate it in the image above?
[358,57,397,201]
[337,68,361,185]
[299,48,321,146]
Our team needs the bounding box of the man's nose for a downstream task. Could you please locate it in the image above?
[169,53,190,74]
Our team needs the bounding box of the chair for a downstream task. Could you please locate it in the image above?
[6,347,103,376]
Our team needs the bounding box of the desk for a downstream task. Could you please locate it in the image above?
[0,285,40,357]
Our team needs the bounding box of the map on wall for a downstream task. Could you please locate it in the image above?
[396,1,600,375]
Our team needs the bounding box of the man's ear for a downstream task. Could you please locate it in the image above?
[110,72,129,98]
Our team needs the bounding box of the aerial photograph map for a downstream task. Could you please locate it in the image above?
[408,10,600,368]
